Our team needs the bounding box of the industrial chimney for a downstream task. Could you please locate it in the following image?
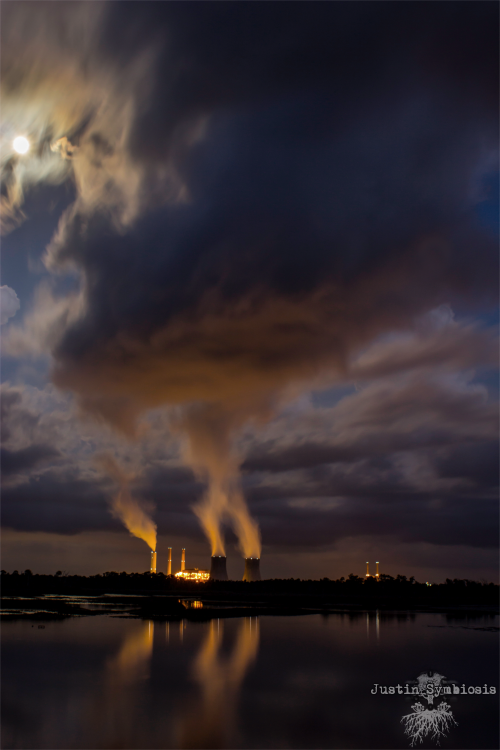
[375,561,379,578]
[210,555,228,580]
[167,547,172,576]
[366,561,370,577]
[150,550,157,574]
[181,548,186,572]
[242,557,261,582]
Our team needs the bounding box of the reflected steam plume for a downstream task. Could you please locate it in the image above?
[108,621,155,683]
[86,621,155,748]
[176,617,260,749]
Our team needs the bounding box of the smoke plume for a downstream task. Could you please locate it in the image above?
[97,454,157,552]
[179,404,261,558]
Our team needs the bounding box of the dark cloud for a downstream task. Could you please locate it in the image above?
[434,441,499,491]
[1,444,59,476]
[1,389,21,444]
[0,471,111,535]
[2,2,496,426]
[253,490,499,551]
[243,367,498,473]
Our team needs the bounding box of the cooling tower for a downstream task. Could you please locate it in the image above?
[150,550,157,574]
[242,557,261,582]
[210,555,228,580]
[167,547,172,576]
[181,548,186,572]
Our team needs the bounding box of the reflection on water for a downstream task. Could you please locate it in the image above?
[176,618,259,748]
[108,619,154,682]
[365,610,380,641]
[180,600,204,609]
[85,621,155,749]
[1,612,498,749]
[101,616,259,749]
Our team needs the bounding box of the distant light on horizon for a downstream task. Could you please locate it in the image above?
[13,136,30,154]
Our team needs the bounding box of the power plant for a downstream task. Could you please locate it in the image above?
[242,557,261,582]
[167,547,172,576]
[210,555,228,581]
[147,546,266,581]
[148,546,385,582]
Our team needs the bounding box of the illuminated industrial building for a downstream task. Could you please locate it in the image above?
[167,547,172,576]
[174,548,209,581]
[175,568,210,582]
[150,550,157,573]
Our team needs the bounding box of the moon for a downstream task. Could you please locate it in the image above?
[13,136,30,154]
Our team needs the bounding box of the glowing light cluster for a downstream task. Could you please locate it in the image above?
[175,568,210,582]
[180,599,204,609]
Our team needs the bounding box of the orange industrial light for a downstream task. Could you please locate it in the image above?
[175,568,210,582]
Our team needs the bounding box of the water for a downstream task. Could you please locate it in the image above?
[2,612,498,749]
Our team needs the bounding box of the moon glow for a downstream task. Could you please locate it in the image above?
[13,136,30,154]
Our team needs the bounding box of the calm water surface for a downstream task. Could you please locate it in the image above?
[2,612,498,749]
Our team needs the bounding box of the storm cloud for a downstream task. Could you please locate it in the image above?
[3,2,497,415]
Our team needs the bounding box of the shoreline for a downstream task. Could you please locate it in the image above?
[2,593,498,622]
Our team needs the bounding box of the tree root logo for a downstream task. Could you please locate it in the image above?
[371,671,496,746]
[401,672,457,746]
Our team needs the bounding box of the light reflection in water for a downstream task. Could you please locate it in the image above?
[2,613,498,749]
[365,611,381,642]
[176,617,260,749]
[87,620,155,748]
[108,619,154,683]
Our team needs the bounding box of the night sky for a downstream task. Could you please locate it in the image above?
[1,1,498,581]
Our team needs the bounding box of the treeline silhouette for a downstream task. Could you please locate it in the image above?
[1,570,498,606]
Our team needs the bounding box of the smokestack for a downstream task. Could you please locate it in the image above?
[167,547,172,576]
[242,557,261,582]
[210,555,228,581]
[181,548,186,572]
[150,550,157,573]
[366,561,370,577]
[376,561,379,578]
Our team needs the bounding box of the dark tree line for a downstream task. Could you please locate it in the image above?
[1,569,498,606]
